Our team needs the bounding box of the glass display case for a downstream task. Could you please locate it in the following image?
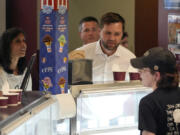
[70,82,152,135]
[0,92,70,135]
[1,82,152,135]
[5,102,70,135]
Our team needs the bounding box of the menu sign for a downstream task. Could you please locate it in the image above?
[164,0,180,9]
[39,0,69,94]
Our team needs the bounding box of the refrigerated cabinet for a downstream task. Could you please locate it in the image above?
[0,92,70,135]
[70,82,152,135]
[0,82,152,135]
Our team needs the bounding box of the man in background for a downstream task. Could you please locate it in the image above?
[79,16,100,45]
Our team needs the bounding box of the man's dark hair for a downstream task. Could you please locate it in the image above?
[0,27,26,74]
[122,32,128,40]
[100,12,125,32]
[79,16,99,32]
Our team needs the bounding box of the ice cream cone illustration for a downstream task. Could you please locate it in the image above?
[42,77,53,91]
[43,34,53,53]
[63,57,67,63]
[42,57,46,63]
[60,16,65,25]
[58,35,66,53]
[58,77,66,93]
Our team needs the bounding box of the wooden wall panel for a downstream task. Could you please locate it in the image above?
[135,0,158,56]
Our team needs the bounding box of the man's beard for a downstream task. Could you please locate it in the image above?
[101,40,119,51]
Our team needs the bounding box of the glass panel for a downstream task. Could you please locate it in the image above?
[51,101,70,135]
[8,124,26,135]
[28,106,51,135]
[7,100,70,135]
[56,119,70,135]
[76,88,151,134]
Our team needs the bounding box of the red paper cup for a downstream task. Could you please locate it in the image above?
[9,89,22,104]
[175,54,180,61]
[113,72,126,81]
[3,93,19,106]
[129,72,140,80]
[0,96,8,108]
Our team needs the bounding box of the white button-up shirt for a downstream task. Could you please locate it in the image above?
[78,40,136,82]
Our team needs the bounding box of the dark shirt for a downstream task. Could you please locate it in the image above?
[138,87,180,135]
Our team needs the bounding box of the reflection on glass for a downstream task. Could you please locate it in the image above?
[56,119,70,135]
[7,101,70,135]
[76,89,151,134]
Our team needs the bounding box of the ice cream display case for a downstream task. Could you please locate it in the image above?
[0,92,72,135]
[70,81,152,135]
[0,82,152,135]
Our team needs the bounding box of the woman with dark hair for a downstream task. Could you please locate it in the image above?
[130,47,180,135]
[0,27,32,91]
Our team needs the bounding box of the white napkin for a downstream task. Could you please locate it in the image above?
[55,93,76,119]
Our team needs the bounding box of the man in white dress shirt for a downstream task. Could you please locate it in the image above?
[77,12,136,82]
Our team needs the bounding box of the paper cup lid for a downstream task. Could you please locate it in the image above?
[0,96,8,99]
[3,93,19,96]
[9,89,22,92]
[9,89,22,91]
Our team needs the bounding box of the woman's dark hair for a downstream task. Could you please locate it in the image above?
[0,27,26,74]
[150,68,179,89]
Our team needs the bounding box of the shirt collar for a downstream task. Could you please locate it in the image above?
[113,45,123,56]
[95,40,104,55]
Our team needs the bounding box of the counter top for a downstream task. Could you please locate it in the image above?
[70,81,143,98]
